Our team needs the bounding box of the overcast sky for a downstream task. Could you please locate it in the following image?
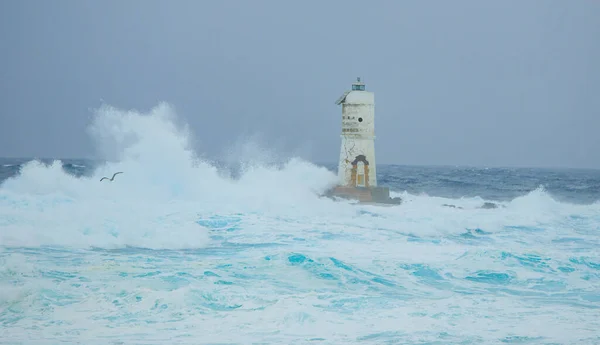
[1,0,599,169]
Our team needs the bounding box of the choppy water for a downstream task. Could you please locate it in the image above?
[1,103,600,344]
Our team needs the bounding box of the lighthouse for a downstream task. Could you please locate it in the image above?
[335,77,378,188]
[324,78,401,205]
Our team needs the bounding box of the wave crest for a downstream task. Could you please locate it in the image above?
[0,102,338,249]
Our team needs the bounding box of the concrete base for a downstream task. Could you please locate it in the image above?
[322,185,402,205]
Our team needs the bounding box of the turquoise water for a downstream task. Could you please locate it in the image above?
[1,103,599,344]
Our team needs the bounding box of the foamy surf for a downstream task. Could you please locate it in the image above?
[1,102,599,344]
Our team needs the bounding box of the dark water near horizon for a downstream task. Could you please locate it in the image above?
[2,157,599,204]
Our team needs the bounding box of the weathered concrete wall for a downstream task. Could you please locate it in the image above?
[336,80,378,188]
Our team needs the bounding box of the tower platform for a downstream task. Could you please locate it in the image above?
[322,185,402,205]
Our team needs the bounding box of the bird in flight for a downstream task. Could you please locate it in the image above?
[100,172,123,182]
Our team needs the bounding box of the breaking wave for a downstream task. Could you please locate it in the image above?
[1,102,599,343]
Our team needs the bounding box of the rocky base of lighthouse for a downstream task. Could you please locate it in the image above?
[321,185,402,205]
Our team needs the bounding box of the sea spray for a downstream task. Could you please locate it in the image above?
[1,102,599,343]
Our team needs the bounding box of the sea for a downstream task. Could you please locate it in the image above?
[1,103,599,344]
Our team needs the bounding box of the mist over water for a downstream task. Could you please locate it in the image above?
[1,102,600,344]
[1,102,342,249]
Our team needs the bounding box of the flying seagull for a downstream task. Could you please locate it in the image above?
[100,172,123,182]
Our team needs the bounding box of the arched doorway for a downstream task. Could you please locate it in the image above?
[350,155,370,188]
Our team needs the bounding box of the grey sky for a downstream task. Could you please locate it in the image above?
[1,0,599,169]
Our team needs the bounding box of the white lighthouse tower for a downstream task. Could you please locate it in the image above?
[324,77,401,205]
[335,77,378,188]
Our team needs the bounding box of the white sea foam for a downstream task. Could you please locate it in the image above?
[1,102,599,343]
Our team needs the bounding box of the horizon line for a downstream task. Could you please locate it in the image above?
[1,156,598,172]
